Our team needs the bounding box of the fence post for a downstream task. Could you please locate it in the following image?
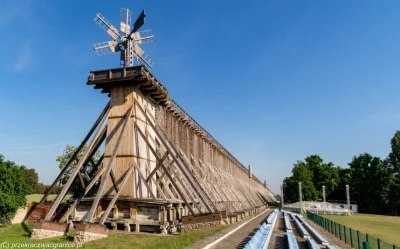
[335,222,337,237]
[377,238,380,249]
[339,224,342,240]
[366,234,369,243]
[362,242,370,249]
[350,228,354,248]
[344,226,347,243]
[357,230,361,249]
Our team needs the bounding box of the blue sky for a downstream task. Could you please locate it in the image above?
[1,0,400,194]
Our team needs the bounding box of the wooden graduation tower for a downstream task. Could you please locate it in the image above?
[30,7,275,242]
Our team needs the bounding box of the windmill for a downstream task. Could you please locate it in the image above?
[93,8,154,68]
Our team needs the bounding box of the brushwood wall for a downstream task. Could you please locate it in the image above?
[155,103,275,203]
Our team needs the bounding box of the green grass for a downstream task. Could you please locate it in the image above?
[0,223,228,249]
[322,213,400,247]
[26,194,72,203]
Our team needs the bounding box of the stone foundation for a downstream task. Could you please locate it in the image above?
[31,220,68,239]
[74,223,108,243]
[181,221,221,232]
[180,212,223,232]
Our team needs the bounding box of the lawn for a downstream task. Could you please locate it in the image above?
[0,223,228,249]
[322,213,400,246]
[26,194,72,203]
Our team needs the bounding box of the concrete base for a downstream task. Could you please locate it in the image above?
[74,223,108,243]
[31,220,68,239]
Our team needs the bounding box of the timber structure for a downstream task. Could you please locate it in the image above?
[29,65,276,242]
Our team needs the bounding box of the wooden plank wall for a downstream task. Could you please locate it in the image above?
[103,86,157,198]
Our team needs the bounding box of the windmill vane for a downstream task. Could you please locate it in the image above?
[93,8,154,68]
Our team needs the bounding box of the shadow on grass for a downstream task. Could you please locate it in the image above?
[20,223,32,237]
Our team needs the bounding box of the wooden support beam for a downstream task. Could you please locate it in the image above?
[178,149,220,212]
[159,163,195,215]
[78,172,86,188]
[99,167,134,224]
[202,161,240,211]
[132,121,195,215]
[146,151,168,183]
[45,109,109,221]
[134,121,204,212]
[38,102,110,206]
[131,158,157,200]
[110,170,119,192]
[188,154,231,211]
[133,99,214,213]
[59,163,107,222]
[86,106,133,223]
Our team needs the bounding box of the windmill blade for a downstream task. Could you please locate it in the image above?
[120,8,132,36]
[132,44,154,68]
[131,30,154,44]
[94,40,121,56]
[94,13,121,40]
[131,9,145,34]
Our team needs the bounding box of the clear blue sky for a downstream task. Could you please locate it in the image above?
[1,0,400,194]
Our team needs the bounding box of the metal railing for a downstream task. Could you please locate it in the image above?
[307,212,399,249]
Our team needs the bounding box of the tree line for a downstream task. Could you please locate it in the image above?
[0,154,63,224]
[0,144,101,224]
[283,130,400,215]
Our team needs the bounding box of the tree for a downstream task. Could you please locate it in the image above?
[349,153,391,214]
[275,194,281,202]
[305,155,340,199]
[56,144,101,197]
[283,159,318,203]
[0,154,29,224]
[329,167,352,201]
[20,166,39,194]
[386,131,400,215]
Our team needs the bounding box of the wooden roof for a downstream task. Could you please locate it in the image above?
[87,65,170,105]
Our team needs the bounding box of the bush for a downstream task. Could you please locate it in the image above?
[0,154,29,224]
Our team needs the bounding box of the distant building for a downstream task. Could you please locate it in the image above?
[328,200,358,213]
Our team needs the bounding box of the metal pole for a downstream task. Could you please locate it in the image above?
[323,185,326,202]
[299,182,303,213]
[346,184,351,208]
[281,183,285,207]
[248,165,252,205]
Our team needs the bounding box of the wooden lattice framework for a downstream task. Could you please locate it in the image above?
[29,66,275,233]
